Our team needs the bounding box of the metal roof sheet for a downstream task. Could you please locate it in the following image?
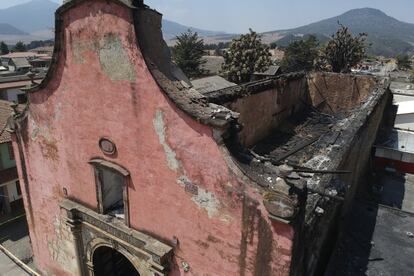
[376,129,414,154]
[397,101,414,115]
[191,76,236,94]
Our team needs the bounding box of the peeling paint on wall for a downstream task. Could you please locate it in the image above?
[191,187,220,218]
[153,109,180,171]
[98,34,136,82]
[47,216,79,275]
[154,111,222,218]
[30,119,59,161]
[177,174,221,219]
[71,33,136,82]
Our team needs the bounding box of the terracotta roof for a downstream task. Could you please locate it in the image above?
[0,100,14,144]
[0,80,32,90]
[29,46,54,52]
[0,52,48,59]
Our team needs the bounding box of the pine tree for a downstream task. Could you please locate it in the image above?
[172,30,206,79]
[0,42,9,55]
[396,54,411,70]
[14,41,27,52]
[281,35,319,72]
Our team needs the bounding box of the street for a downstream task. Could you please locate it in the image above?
[0,215,34,275]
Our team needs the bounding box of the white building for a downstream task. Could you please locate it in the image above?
[395,101,414,131]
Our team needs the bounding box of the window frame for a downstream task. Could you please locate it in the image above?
[8,142,15,161]
[16,181,21,196]
[89,158,130,227]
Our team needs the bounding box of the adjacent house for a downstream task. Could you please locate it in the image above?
[1,52,52,73]
[191,75,237,94]
[29,56,52,70]
[375,129,414,173]
[29,46,54,56]
[0,100,23,219]
[252,65,282,81]
[0,73,44,103]
[7,57,32,73]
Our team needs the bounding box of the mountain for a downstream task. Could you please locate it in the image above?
[275,33,330,48]
[0,0,59,34]
[265,8,414,57]
[0,23,27,35]
[162,19,227,41]
[0,0,226,44]
[287,8,414,42]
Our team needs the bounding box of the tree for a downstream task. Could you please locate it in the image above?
[172,30,206,78]
[222,29,271,83]
[410,69,414,83]
[14,41,26,52]
[281,35,319,72]
[270,42,278,49]
[397,54,411,70]
[323,24,367,73]
[0,42,9,55]
[27,39,53,50]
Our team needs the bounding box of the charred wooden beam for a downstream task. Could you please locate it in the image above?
[267,136,320,164]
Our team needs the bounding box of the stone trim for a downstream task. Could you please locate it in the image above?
[89,158,131,226]
[60,199,173,274]
[89,158,130,177]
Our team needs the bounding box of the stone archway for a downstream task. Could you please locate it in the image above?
[92,246,140,276]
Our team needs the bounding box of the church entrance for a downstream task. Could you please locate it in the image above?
[92,246,140,276]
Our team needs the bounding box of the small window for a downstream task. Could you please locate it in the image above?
[90,159,130,225]
[17,94,27,104]
[16,181,21,196]
[8,143,14,161]
[98,167,124,215]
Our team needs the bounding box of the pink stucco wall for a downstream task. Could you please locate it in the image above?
[13,1,294,275]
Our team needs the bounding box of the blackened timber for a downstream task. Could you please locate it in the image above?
[269,137,320,164]
[293,169,351,174]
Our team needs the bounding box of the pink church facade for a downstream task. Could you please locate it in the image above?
[9,1,295,275]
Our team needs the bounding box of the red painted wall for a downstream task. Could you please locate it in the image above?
[12,1,294,275]
[375,157,414,174]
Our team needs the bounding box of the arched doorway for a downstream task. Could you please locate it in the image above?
[92,246,140,276]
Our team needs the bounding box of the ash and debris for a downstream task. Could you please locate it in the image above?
[229,79,388,223]
[252,110,340,165]
[234,109,347,191]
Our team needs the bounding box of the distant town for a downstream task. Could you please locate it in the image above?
[0,0,413,276]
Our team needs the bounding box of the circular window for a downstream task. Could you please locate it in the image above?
[99,138,117,155]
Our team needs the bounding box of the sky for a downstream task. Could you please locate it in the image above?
[2,0,414,33]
